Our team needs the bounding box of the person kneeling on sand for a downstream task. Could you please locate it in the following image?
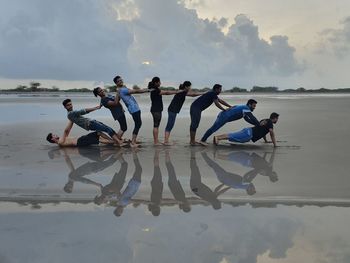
[214,112,279,147]
[46,131,115,147]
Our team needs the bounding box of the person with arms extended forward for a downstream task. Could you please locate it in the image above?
[62,99,125,146]
[200,99,260,144]
[93,86,127,142]
[189,84,231,146]
[113,75,152,147]
[148,76,185,145]
[163,81,202,145]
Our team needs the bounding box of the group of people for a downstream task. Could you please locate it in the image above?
[46,75,280,148]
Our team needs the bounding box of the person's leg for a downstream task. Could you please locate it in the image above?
[116,115,127,140]
[89,120,123,145]
[98,132,115,145]
[131,111,142,147]
[164,111,177,145]
[151,112,162,145]
[214,128,252,145]
[190,107,201,145]
[200,112,227,143]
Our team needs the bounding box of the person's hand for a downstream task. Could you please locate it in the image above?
[96,104,102,109]
[260,120,267,126]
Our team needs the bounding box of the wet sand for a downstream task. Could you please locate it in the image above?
[1,93,350,262]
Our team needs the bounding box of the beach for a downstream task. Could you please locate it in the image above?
[1,93,350,262]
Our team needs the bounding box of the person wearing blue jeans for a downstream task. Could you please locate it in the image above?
[213,112,279,147]
[163,81,202,145]
[62,98,125,146]
[114,75,152,147]
[200,99,260,143]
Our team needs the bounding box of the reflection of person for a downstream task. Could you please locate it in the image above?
[148,148,163,216]
[62,99,125,145]
[148,77,185,145]
[190,149,222,209]
[93,87,127,141]
[62,148,117,194]
[216,150,278,183]
[114,150,142,217]
[165,149,191,213]
[200,99,260,143]
[94,150,128,205]
[163,81,202,145]
[113,75,151,147]
[214,113,279,147]
[202,152,256,195]
[189,84,231,146]
[46,131,115,147]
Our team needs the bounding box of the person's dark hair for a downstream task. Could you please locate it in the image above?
[46,133,55,143]
[270,112,280,119]
[212,84,222,91]
[148,76,160,89]
[113,75,121,85]
[93,87,100,97]
[62,99,71,107]
[179,81,191,90]
[247,99,257,105]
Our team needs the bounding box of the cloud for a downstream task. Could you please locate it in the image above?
[320,16,350,58]
[0,0,303,87]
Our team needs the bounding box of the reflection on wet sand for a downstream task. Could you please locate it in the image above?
[9,145,350,214]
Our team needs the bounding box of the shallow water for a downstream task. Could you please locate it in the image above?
[0,93,350,262]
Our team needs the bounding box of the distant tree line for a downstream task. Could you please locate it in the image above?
[1,82,350,93]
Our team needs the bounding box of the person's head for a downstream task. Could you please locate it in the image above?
[63,181,74,193]
[148,76,161,89]
[270,112,279,124]
[46,133,59,144]
[113,205,124,217]
[268,171,278,182]
[246,183,256,195]
[148,204,161,216]
[212,84,222,95]
[93,87,105,98]
[113,75,124,87]
[62,99,73,111]
[212,199,222,210]
[247,99,257,111]
[179,81,192,91]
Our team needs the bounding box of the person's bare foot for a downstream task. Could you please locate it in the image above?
[163,141,173,146]
[190,141,201,146]
[213,136,219,146]
[198,141,209,146]
[154,142,163,146]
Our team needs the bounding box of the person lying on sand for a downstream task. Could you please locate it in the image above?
[213,112,279,147]
[46,131,115,147]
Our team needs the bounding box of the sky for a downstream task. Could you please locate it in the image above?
[0,0,350,90]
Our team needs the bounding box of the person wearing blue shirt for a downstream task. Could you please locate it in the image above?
[113,75,152,147]
[200,99,260,144]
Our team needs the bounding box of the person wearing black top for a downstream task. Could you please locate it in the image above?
[93,87,127,141]
[213,112,279,147]
[148,76,185,145]
[189,84,231,146]
[163,81,202,145]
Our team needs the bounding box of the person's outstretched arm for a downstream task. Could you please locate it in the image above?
[160,89,185,95]
[85,105,101,113]
[128,88,152,95]
[218,98,232,108]
[214,99,227,111]
[269,129,277,147]
[59,121,74,145]
[244,112,260,126]
[186,91,204,97]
